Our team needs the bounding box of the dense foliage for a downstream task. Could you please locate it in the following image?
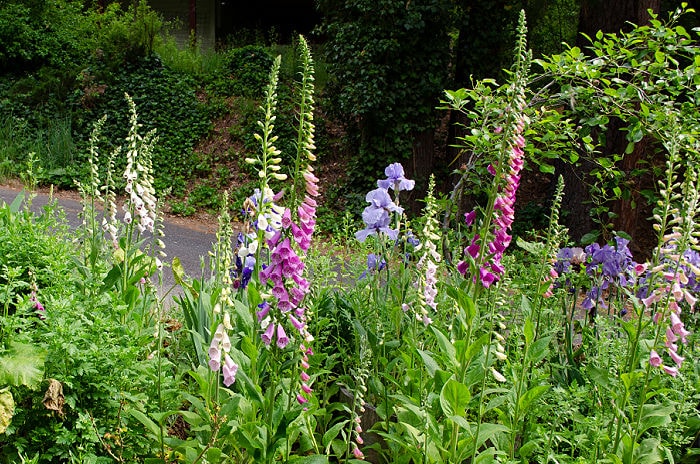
[1,17,700,463]
[318,0,453,193]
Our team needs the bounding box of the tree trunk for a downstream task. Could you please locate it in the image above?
[408,128,436,212]
[576,0,658,42]
[558,0,661,250]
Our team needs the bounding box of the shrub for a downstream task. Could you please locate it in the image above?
[208,45,275,98]
[72,56,212,193]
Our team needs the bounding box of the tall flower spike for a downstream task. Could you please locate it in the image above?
[208,323,238,387]
[102,146,120,248]
[213,192,235,308]
[122,94,159,234]
[414,175,442,325]
[290,35,317,212]
[348,339,371,460]
[644,122,698,376]
[457,11,530,289]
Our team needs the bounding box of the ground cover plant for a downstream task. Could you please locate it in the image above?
[1,11,700,464]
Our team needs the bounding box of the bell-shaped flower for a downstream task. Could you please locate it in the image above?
[276,323,289,349]
[222,354,238,387]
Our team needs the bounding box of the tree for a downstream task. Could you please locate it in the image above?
[544,3,699,258]
[554,0,662,251]
[317,0,453,207]
[576,0,659,41]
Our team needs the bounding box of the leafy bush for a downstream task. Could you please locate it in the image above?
[207,45,275,98]
[72,56,212,193]
[0,0,96,73]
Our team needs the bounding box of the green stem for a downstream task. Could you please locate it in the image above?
[470,289,497,463]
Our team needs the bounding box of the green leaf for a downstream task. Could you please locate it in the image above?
[654,50,665,64]
[580,231,599,245]
[473,423,509,452]
[172,257,197,297]
[440,378,470,418]
[448,414,471,431]
[101,264,122,291]
[130,409,162,439]
[417,349,440,377]
[539,163,555,174]
[517,385,550,412]
[0,388,14,434]
[598,157,613,169]
[322,421,347,449]
[638,404,674,436]
[586,364,611,388]
[620,371,643,393]
[0,341,46,389]
[523,315,534,347]
[526,336,551,365]
[515,238,544,255]
[205,448,223,462]
[288,455,330,464]
[634,437,664,464]
[9,193,24,214]
[431,326,457,370]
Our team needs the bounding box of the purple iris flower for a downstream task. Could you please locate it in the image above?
[405,231,420,248]
[377,163,415,192]
[580,236,637,317]
[240,256,255,288]
[359,253,387,279]
[355,188,402,242]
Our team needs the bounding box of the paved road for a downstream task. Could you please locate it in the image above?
[0,185,220,303]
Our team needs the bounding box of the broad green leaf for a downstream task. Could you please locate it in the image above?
[172,257,197,297]
[205,447,223,462]
[130,409,162,439]
[517,384,550,412]
[0,341,46,389]
[523,315,534,347]
[580,231,599,245]
[440,378,470,418]
[0,388,14,434]
[634,437,664,464]
[515,238,544,256]
[101,264,122,291]
[417,349,440,377]
[322,421,347,449]
[448,414,471,431]
[473,447,499,464]
[179,409,206,427]
[10,193,24,213]
[586,364,611,389]
[465,333,491,366]
[620,372,643,393]
[539,163,556,174]
[234,298,254,329]
[526,336,551,365]
[638,404,674,436]
[431,326,457,369]
[473,423,509,453]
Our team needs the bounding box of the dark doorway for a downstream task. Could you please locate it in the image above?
[216,0,320,44]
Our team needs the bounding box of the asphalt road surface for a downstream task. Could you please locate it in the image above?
[0,184,221,303]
